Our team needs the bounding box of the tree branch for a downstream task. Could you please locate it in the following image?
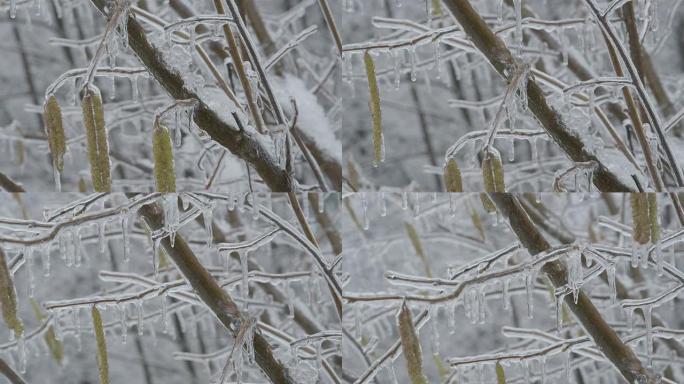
[137,201,296,384]
[87,0,294,191]
[442,0,636,191]
[488,193,657,384]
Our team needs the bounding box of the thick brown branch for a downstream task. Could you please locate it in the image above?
[488,193,657,384]
[88,0,294,191]
[442,0,635,191]
[137,202,296,384]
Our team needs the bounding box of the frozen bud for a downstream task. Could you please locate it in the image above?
[364,51,384,167]
[153,124,176,192]
[0,248,23,338]
[44,95,66,172]
[82,86,111,192]
[443,158,463,192]
[481,148,505,212]
[647,193,659,243]
[496,361,507,383]
[630,193,650,245]
[398,301,428,384]
[92,306,109,384]
[30,298,64,364]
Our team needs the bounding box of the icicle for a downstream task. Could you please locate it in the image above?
[359,193,370,230]
[525,268,534,318]
[160,294,168,333]
[607,264,616,304]
[379,192,387,217]
[119,304,128,344]
[627,307,634,332]
[502,279,510,310]
[429,305,439,353]
[564,352,571,383]
[402,192,409,210]
[73,307,81,351]
[122,214,130,263]
[203,203,213,248]
[645,306,653,367]
[409,46,418,82]
[413,193,420,217]
[98,222,106,256]
[568,250,581,304]
[252,193,260,221]
[649,0,658,32]
[10,0,17,18]
[42,244,50,277]
[497,0,504,22]
[152,238,159,280]
[26,247,35,298]
[478,289,486,324]
[354,303,362,339]
[514,0,522,56]
[239,251,249,304]
[392,50,401,90]
[301,192,309,219]
[318,193,325,213]
[556,293,565,334]
[433,41,442,79]
[136,302,144,336]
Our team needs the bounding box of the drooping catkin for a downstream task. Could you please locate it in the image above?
[496,361,506,384]
[44,94,66,172]
[152,124,176,192]
[404,222,432,278]
[82,86,111,192]
[630,193,650,244]
[92,306,109,384]
[443,158,463,192]
[481,148,505,212]
[398,301,428,384]
[0,248,23,338]
[30,299,64,364]
[364,51,383,166]
[648,193,659,243]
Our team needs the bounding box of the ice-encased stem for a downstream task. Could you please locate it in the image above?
[137,201,295,384]
[487,193,657,383]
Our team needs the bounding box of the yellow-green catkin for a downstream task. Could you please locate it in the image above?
[404,222,432,278]
[30,299,63,364]
[364,51,383,166]
[92,306,109,384]
[152,124,176,192]
[44,95,66,172]
[444,158,463,192]
[481,149,505,212]
[470,208,485,241]
[496,361,506,384]
[648,193,659,243]
[630,193,650,244]
[347,159,361,191]
[0,248,23,338]
[432,0,442,16]
[82,86,111,192]
[398,301,428,384]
